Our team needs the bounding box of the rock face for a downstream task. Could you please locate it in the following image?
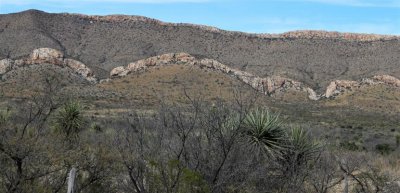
[0,48,97,83]
[324,80,360,98]
[110,53,319,100]
[3,48,399,100]
[64,59,96,83]
[324,76,400,98]
[373,75,400,87]
[0,59,13,74]
[29,48,64,65]
[111,53,400,100]
[110,66,127,77]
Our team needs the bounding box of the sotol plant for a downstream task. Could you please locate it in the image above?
[54,101,85,138]
[242,108,286,157]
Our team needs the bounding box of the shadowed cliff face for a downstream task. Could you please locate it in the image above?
[1,9,400,90]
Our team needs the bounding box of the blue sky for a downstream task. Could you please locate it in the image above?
[0,0,399,35]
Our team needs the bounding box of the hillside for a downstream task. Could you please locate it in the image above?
[1,9,400,193]
[0,9,399,144]
[1,9,400,90]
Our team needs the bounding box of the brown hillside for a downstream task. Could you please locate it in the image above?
[1,10,399,90]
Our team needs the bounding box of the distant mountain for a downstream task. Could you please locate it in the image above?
[1,9,399,90]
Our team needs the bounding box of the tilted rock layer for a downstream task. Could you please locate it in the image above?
[110,53,321,100]
[2,47,399,101]
[110,53,400,101]
[324,75,400,98]
[0,48,97,83]
[2,10,400,88]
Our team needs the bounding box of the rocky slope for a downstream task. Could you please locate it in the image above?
[109,52,320,100]
[324,75,400,98]
[109,52,400,100]
[2,47,399,101]
[1,10,400,89]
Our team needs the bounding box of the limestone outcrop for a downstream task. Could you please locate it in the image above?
[0,59,13,74]
[110,53,319,100]
[372,75,400,87]
[110,53,400,101]
[0,48,97,83]
[64,59,97,83]
[324,75,400,98]
[29,48,64,65]
[324,80,360,98]
[3,48,399,100]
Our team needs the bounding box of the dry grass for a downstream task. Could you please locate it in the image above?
[323,84,400,114]
[97,64,257,106]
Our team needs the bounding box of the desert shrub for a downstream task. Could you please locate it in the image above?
[53,101,85,138]
[340,141,361,151]
[1,95,399,193]
[375,143,394,155]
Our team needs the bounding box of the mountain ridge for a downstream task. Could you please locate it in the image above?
[10,9,400,40]
[1,9,400,90]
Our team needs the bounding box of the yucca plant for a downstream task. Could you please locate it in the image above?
[284,127,322,164]
[54,101,85,138]
[242,108,286,157]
